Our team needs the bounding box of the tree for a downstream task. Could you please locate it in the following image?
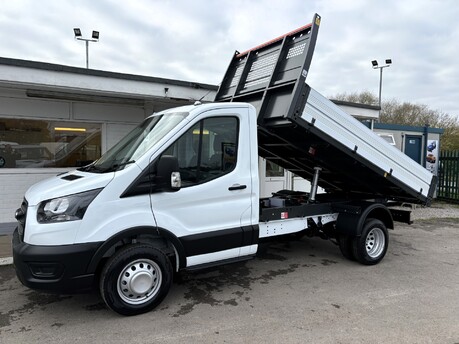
[330,91,459,150]
[332,91,379,106]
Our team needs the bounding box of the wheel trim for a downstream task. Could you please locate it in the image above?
[365,228,385,258]
[117,259,162,305]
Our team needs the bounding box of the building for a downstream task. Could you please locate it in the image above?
[0,57,217,232]
[372,123,443,175]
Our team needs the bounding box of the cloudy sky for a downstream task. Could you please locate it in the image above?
[1,0,458,117]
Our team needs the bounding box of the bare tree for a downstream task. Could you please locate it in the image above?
[330,92,459,150]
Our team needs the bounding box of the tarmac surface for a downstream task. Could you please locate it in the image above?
[0,203,458,343]
[0,235,12,262]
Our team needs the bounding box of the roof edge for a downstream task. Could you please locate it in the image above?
[0,56,218,91]
[374,122,445,134]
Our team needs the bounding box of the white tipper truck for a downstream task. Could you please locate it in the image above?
[13,14,436,315]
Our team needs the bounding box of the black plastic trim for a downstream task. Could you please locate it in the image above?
[389,208,412,225]
[335,202,393,237]
[12,228,102,292]
[89,226,154,272]
[180,226,258,257]
[260,203,332,222]
[185,255,254,272]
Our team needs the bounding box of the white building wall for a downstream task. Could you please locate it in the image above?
[0,170,69,223]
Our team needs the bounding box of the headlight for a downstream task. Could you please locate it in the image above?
[37,189,102,223]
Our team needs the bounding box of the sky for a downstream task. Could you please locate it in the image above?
[1,0,458,117]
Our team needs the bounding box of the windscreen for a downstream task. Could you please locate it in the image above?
[82,112,188,173]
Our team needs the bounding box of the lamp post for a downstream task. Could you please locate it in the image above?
[371,59,392,112]
[73,28,99,69]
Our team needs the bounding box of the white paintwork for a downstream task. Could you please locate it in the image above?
[259,218,308,238]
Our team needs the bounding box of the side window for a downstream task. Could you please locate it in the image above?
[162,116,238,187]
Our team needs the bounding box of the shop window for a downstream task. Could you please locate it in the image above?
[0,118,101,168]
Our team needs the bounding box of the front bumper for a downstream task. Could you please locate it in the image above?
[12,228,102,293]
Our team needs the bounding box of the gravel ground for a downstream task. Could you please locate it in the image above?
[405,201,459,220]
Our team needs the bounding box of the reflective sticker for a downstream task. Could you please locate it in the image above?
[281,212,289,219]
[315,17,321,26]
[302,69,308,78]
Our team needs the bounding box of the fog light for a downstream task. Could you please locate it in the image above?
[28,262,64,279]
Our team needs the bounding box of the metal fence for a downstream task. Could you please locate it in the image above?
[438,150,459,203]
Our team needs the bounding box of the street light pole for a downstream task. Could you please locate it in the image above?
[371,59,392,113]
[73,28,99,69]
[85,40,89,69]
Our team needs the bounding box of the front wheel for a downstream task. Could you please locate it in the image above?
[352,219,388,265]
[100,244,173,316]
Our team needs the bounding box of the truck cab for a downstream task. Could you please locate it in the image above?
[13,102,260,315]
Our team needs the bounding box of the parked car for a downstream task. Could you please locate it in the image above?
[13,145,53,168]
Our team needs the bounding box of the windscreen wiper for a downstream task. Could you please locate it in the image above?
[100,160,136,173]
[78,160,136,173]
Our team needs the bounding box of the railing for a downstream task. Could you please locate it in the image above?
[438,150,459,203]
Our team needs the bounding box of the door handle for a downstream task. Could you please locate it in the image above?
[228,184,247,191]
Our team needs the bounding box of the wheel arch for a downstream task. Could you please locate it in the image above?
[87,226,187,274]
[336,202,393,237]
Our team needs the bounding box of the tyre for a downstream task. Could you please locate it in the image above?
[338,235,355,261]
[352,218,389,265]
[99,244,173,316]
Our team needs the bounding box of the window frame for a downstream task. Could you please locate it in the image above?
[161,115,240,188]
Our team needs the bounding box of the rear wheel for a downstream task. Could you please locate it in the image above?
[352,219,388,265]
[338,235,355,261]
[99,244,173,316]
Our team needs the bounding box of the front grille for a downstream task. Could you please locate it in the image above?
[17,198,28,241]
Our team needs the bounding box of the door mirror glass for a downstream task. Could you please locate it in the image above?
[171,171,181,189]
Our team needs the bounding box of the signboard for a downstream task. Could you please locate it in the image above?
[426,140,439,175]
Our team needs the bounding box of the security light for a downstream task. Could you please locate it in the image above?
[73,28,100,68]
[371,58,393,113]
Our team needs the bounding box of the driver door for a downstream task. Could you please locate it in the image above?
[150,108,255,267]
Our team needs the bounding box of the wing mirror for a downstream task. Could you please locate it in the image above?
[156,155,181,191]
